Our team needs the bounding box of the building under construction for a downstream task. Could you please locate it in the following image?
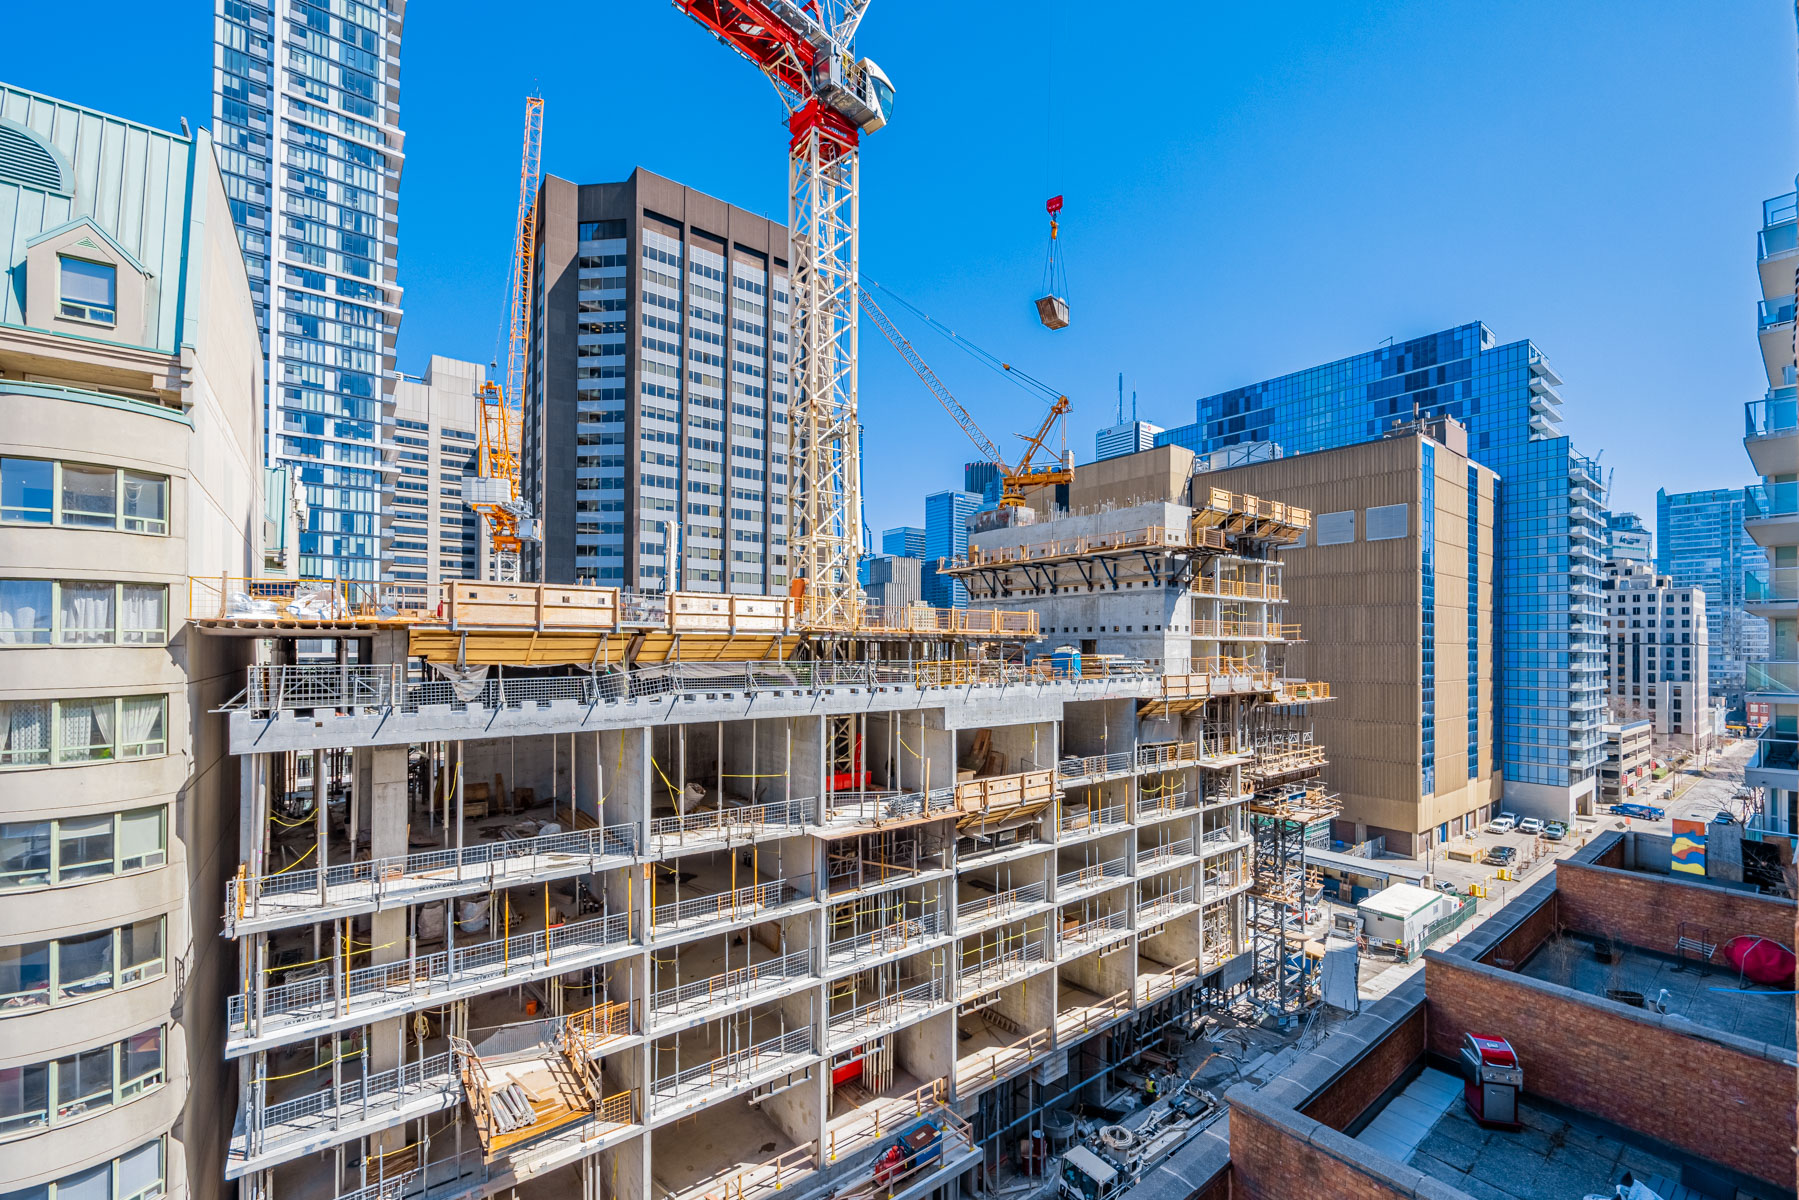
[192,542,1336,1200]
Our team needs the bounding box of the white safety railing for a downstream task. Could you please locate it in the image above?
[245,1052,455,1156]
[229,911,633,1035]
[1139,884,1197,924]
[648,798,812,848]
[1057,911,1131,956]
[229,824,636,931]
[957,939,1049,994]
[651,877,808,931]
[826,910,945,967]
[1056,750,1133,781]
[1058,802,1126,834]
[649,1027,814,1111]
[1056,857,1129,895]
[1136,838,1195,872]
[649,947,814,1021]
[955,881,1047,930]
[822,786,957,826]
[826,977,946,1045]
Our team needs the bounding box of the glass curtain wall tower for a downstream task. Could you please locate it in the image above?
[1654,487,1768,703]
[1159,322,1606,818]
[212,0,406,581]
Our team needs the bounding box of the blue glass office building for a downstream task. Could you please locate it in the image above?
[1655,488,1769,699]
[882,526,925,558]
[1160,322,1606,815]
[923,490,978,609]
[213,0,405,581]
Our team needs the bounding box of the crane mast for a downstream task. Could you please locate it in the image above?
[467,96,543,583]
[673,0,892,628]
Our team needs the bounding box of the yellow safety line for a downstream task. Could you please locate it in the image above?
[265,1045,364,1081]
[270,843,317,874]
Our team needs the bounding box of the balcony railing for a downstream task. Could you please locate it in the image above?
[649,947,815,1023]
[1056,857,1129,897]
[1746,661,1799,696]
[956,881,1048,932]
[649,1027,814,1114]
[822,787,957,829]
[954,1028,1050,1092]
[827,910,946,968]
[1746,394,1799,440]
[957,940,1049,996]
[1056,750,1134,781]
[1761,298,1797,332]
[826,977,947,1047]
[1056,911,1130,957]
[1053,988,1131,1041]
[1745,566,1799,606]
[1058,801,1126,834]
[1136,838,1195,872]
[241,1051,456,1160]
[228,910,634,1042]
[1749,731,1799,773]
[1139,884,1197,926]
[651,877,809,934]
[228,824,637,934]
[648,799,812,851]
[1136,741,1198,771]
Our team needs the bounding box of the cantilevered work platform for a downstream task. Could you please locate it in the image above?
[189,578,1037,666]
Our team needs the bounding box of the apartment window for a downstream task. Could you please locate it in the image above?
[0,695,167,768]
[0,459,167,535]
[0,581,168,647]
[0,1137,165,1200]
[0,1027,164,1135]
[58,257,117,325]
[0,918,165,1012]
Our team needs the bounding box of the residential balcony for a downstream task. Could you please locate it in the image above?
[818,787,957,834]
[1055,856,1131,903]
[1746,566,1799,620]
[648,945,815,1031]
[1746,661,1799,702]
[1761,298,1797,388]
[1137,882,1199,929]
[825,975,949,1051]
[1053,982,1131,1044]
[1055,909,1131,960]
[953,1017,1050,1095]
[225,823,637,938]
[226,910,636,1056]
[826,908,948,973]
[648,798,813,856]
[228,1050,458,1178]
[648,871,813,943]
[1134,953,1201,1006]
[1056,749,1136,785]
[956,929,1052,1000]
[652,1095,816,1200]
[1760,191,1798,299]
[648,1024,815,1119]
[955,880,1050,938]
[1134,780,1198,823]
[1057,797,1128,841]
[1744,390,1799,477]
[1135,836,1198,875]
[1746,731,1799,794]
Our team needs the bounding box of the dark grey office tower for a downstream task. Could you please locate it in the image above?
[523,168,790,591]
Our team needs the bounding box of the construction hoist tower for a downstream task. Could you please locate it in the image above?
[674,1,894,628]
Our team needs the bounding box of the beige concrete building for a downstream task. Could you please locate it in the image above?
[1198,420,1501,854]
[390,357,488,585]
[0,85,264,1200]
[1602,556,1711,755]
[1598,720,1653,804]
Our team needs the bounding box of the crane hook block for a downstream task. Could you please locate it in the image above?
[1046,195,1064,216]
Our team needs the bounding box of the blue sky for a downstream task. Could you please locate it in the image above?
[5,2,1794,537]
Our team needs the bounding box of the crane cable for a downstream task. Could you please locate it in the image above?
[860,277,1066,409]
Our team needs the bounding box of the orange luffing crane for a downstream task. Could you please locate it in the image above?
[464,95,543,583]
[859,285,1072,509]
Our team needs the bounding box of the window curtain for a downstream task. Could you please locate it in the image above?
[121,585,165,643]
[118,697,161,757]
[59,699,100,760]
[2,701,48,763]
[0,580,50,645]
[61,583,115,644]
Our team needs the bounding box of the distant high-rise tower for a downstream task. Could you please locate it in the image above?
[522,169,788,592]
[1095,373,1162,462]
[923,489,978,608]
[212,0,406,582]
[1604,510,1653,563]
[1656,487,1768,700]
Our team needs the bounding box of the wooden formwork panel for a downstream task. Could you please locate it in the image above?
[668,592,794,633]
[446,582,618,629]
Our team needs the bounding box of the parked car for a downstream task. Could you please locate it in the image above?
[1608,802,1665,820]
[1542,821,1568,842]
[1712,810,1737,825]
[1486,815,1517,834]
[1484,845,1518,866]
[1517,817,1545,836]
[1433,879,1461,895]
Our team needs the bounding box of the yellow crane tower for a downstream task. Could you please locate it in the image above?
[463,95,543,583]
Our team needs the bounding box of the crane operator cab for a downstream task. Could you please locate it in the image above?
[814,54,895,134]
[1059,1147,1122,1200]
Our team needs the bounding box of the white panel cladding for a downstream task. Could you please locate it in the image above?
[1366,504,1410,542]
[1315,510,1354,546]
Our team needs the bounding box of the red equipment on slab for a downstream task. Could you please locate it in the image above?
[1459,1033,1521,1129]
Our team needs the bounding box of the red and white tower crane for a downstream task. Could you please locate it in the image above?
[672,1,894,628]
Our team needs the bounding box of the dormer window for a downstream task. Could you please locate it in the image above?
[59,256,117,325]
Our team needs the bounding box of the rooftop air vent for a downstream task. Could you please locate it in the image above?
[0,123,65,193]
